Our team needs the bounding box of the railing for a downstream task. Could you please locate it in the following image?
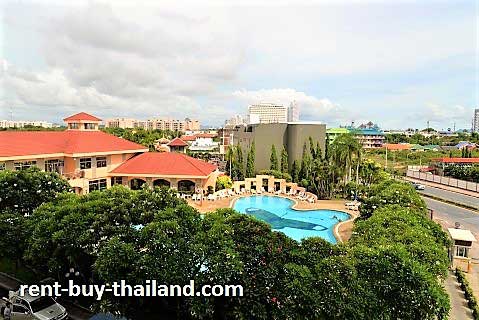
[406,170,479,193]
[64,170,85,179]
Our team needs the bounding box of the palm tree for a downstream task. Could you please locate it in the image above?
[330,133,362,185]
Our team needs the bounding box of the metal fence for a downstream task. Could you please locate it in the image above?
[406,170,479,193]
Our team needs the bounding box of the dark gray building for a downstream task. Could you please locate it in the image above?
[232,122,326,172]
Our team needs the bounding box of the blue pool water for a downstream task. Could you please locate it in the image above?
[233,196,350,243]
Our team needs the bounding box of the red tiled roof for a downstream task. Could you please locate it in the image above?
[63,112,102,122]
[167,137,188,147]
[195,133,217,138]
[180,135,197,142]
[385,143,411,150]
[110,152,217,177]
[0,131,147,157]
[432,158,479,163]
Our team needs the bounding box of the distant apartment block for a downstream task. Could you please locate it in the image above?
[327,122,385,149]
[474,108,479,133]
[0,119,53,129]
[248,103,288,124]
[106,117,200,131]
[225,114,248,127]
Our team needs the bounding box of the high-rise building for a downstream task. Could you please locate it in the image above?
[248,103,288,124]
[288,101,300,122]
[473,108,479,133]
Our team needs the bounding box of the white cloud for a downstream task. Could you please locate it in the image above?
[232,88,350,123]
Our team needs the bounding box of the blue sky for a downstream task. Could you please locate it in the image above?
[1,0,477,130]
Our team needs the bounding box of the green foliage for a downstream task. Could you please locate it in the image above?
[246,141,256,178]
[280,146,288,173]
[444,164,479,183]
[215,175,233,190]
[291,160,299,183]
[233,144,245,181]
[258,169,292,182]
[0,167,71,216]
[270,144,279,171]
[455,269,479,319]
[103,127,181,151]
[359,179,427,219]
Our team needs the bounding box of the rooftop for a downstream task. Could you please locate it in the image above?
[63,112,102,122]
[432,157,479,164]
[167,137,188,147]
[0,131,147,158]
[448,228,477,242]
[110,152,217,177]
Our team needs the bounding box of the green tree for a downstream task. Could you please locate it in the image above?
[280,146,289,173]
[246,141,256,178]
[329,133,362,185]
[270,144,279,171]
[233,144,245,180]
[0,167,70,216]
[291,160,299,182]
[216,175,233,190]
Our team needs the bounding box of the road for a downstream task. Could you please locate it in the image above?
[418,185,479,211]
[424,197,479,258]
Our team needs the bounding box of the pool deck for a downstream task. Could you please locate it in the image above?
[187,194,358,243]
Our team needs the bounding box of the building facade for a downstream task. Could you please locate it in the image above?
[474,108,479,133]
[0,120,53,129]
[106,117,201,131]
[287,101,300,122]
[0,112,219,195]
[248,103,288,124]
[232,122,326,171]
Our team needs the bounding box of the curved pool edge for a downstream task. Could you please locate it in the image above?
[229,194,358,243]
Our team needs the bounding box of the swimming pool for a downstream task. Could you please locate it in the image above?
[232,195,350,243]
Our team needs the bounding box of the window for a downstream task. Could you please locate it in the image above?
[84,123,96,130]
[455,246,469,258]
[69,123,79,129]
[96,157,107,168]
[0,163,5,171]
[14,161,37,170]
[111,177,123,185]
[80,158,92,169]
[45,159,64,173]
[89,179,107,192]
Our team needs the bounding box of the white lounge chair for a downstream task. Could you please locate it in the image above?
[251,189,257,194]
[191,194,197,201]
[228,189,235,197]
[240,188,246,194]
[307,195,316,203]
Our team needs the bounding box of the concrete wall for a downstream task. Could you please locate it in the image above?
[232,123,326,172]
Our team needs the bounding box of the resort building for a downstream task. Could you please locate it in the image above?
[232,122,326,171]
[0,112,219,194]
[105,117,200,131]
[430,157,479,175]
[248,103,288,124]
[348,122,385,149]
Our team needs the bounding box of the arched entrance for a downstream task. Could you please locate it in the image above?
[153,179,171,188]
[178,180,195,193]
[130,178,146,190]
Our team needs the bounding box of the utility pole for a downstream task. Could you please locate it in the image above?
[385,145,388,170]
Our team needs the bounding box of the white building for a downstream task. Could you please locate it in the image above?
[225,114,248,127]
[0,120,53,128]
[248,103,288,124]
[473,108,479,133]
[288,101,300,122]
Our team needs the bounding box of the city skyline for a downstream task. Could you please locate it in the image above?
[1,0,477,130]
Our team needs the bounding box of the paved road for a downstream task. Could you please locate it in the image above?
[424,197,479,258]
[419,185,479,210]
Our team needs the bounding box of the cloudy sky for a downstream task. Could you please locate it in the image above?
[1,0,477,129]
